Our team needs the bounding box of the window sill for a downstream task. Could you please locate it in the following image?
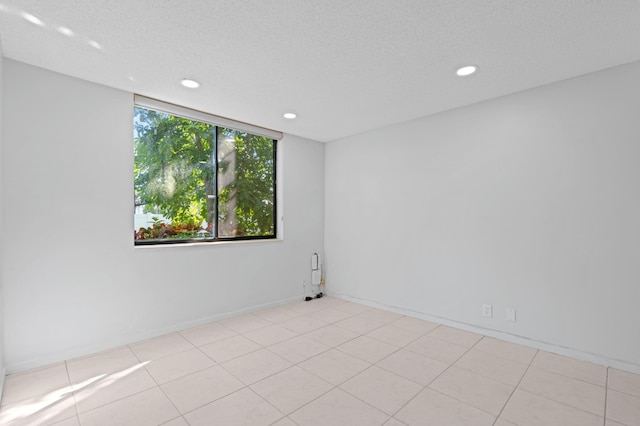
[134,237,282,249]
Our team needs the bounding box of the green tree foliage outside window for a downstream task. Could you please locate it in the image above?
[134,106,276,243]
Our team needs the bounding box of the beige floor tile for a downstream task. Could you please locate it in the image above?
[250,366,333,414]
[501,389,603,426]
[72,364,157,413]
[253,306,300,323]
[243,324,298,347]
[454,348,528,386]
[340,366,422,415]
[184,388,283,426]
[144,348,215,384]
[268,335,330,364]
[160,417,189,426]
[334,315,388,334]
[366,325,423,347]
[51,416,81,426]
[130,333,195,362]
[1,363,71,406]
[357,308,403,324]
[377,349,448,386]
[179,322,237,346]
[389,316,439,334]
[428,326,482,347]
[67,347,141,385]
[474,337,537,364]
[271,417,297,426]
[277,315,329,334]
[337,336,399,364]
[384,418,408,426]
[519,367,605,416]
[395,388,495,426]
[531,351,606,386]
[304,324,359,347]
[332,301,372,315]
[308,307,355,323]
[221,314,271,334]
[289,388,389,426]
[78,387,179,426]
[161,365,244,413]
[199,334,261,363]
[608,368,640,398]
[221,348,292,385]
[299,349,371,385]
[285,300,328,315]
[0,393,77,426]
[405,335,469,364]
[494,419,518,426]
[605,420,627,426]
[607,389,640,426]
[429,366,513,415]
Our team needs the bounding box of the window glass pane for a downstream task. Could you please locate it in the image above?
[217,128,276,238]
[134,107,215,242]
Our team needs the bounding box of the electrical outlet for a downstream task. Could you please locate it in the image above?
[482,304,493,318]
[506,308,516,322]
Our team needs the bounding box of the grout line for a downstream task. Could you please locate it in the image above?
[491,347,538,425]
[62,360,81,419]
[452,350,531,388]
[129,335,198,364]
[605,385,640,399]
[603,367,608,426]
[245,385,288,417]
[382,332,483,420]
[294,374,389,422]
[325,321,508,422]
[71,375,155,418]
[258,307,409,421]
[141,354,189,419]
[511,388,607,421]
[528,351,608,388]
[69,344,187,418]
[472,341,537,366]
[336,361,413,419]
[159,415,189,426]
[493,357,609,423]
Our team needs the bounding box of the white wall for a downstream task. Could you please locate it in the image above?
[325,61,640,372]
[0,47,6,391]
[1,59,325,373]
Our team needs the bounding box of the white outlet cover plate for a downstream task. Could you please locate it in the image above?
[482,304,493,318]
[506,308,516,322]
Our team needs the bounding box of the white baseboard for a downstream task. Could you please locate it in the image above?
[5,295,302,375]
[332,293,640,375]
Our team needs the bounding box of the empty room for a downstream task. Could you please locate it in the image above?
[0,1,639,425]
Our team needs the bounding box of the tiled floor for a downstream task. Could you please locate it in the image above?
[1,297,639,426]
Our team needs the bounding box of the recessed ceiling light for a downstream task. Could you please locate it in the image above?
[283,112,297,119]
[181,79,200,88]
[88,40,102,50]
[21,12,44,26]
[57,26,74,36]
[456,65,478,76]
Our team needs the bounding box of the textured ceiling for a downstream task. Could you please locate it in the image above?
[1,1,639,142]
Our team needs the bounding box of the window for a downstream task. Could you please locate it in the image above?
[133,96,279,245]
